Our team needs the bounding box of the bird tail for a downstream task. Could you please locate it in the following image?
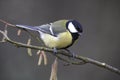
[16,24,38,31]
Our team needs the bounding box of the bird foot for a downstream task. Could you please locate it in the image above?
[65,49,75,58]
[53,47,57,54]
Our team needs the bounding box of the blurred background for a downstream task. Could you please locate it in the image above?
[0,0,120,80]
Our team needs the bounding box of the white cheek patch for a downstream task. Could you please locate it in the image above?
[68,22,78,33]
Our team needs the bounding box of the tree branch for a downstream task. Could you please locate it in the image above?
[0,30,120,75]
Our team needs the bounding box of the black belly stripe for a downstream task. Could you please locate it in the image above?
[60,33,79,49]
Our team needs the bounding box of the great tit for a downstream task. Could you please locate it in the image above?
[16,20,83,52]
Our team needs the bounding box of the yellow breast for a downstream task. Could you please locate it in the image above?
[41,31,72,49]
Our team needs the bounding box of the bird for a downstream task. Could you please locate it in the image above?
[16,19,83,53]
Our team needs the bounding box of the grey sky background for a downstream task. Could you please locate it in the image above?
[0,0,120,80]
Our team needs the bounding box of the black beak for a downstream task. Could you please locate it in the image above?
[78,33,82,36]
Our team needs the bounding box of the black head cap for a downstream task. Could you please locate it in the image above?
[66,20,83,35]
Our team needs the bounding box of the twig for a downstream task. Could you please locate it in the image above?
[0,19,15,27]
[75,55,120,75]
[0,30,120,75]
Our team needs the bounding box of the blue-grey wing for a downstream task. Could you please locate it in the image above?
[34,24,52,35]
[16,24,51,34]
[16,22,66,36]
[35,23,67,36]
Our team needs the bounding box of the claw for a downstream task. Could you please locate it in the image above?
[65,49,75,58]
